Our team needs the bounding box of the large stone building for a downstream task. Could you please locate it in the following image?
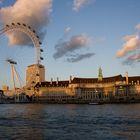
[26,64,45,87]
[34,68,140,103]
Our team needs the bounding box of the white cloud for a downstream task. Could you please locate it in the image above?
[123,35,136,42]
[64,27,71,35]
[116,23,140,65]
[116,35,140,58]
[0,0,52,46]
[73,0,95,11]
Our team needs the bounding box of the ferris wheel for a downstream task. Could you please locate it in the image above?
[0,22,44,64]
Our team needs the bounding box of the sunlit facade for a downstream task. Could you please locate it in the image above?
[26,64,45,87]
[34,70,140,103]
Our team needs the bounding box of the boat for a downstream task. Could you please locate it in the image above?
[89,102,99,105]
[88,100,104,105]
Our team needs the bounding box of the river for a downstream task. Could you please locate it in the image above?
[0,104,140,140]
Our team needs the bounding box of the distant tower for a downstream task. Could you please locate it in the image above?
[98,66,103,81]
[26,64,45,87]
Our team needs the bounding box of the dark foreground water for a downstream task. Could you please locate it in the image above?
[0,104,140,140]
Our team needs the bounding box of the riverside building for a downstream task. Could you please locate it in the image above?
[26,64,45,87]
[34,67,140,103]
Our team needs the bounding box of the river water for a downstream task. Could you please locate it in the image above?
[0,104,140,140]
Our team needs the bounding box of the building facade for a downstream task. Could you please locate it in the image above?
[34,73,140,103]
[26,64,45,87]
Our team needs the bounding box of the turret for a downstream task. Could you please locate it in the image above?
[98,66,103,82]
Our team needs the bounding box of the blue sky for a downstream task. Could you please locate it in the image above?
[0,0,140,87]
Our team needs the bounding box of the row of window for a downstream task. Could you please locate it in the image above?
[39,96,75,99]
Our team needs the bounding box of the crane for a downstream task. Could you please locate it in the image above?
[6,59,23,95]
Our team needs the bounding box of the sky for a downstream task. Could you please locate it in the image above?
[0,0,140,88]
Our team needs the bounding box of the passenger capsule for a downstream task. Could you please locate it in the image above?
[40,57,44,60]
[40,49,43,52]
[23,23,26,26]
[33,30,36,33]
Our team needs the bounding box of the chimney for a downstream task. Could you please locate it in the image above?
[56,77,59,85]
[50,78,53,84]
[125,72,128,85]
[69,75,72,83]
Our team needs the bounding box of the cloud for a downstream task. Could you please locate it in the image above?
[73,0,95,11]
[116,35,140,58]
[67,53,95,62]
[116,23,140,65]
[129,53,140,60]
[64,27,71,35]
[122,53,140,65]
[0,0,52,46]
[53,34,93,59]
[0,0,3,4]
[136,23,140,30]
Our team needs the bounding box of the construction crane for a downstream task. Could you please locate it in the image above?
[6,59,23,95]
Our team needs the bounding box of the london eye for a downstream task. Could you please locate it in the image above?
[0,22,44,64]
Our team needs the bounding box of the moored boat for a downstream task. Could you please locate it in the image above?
[89,100,104,105]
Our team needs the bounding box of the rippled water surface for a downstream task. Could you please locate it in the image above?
[0,104,140,140]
